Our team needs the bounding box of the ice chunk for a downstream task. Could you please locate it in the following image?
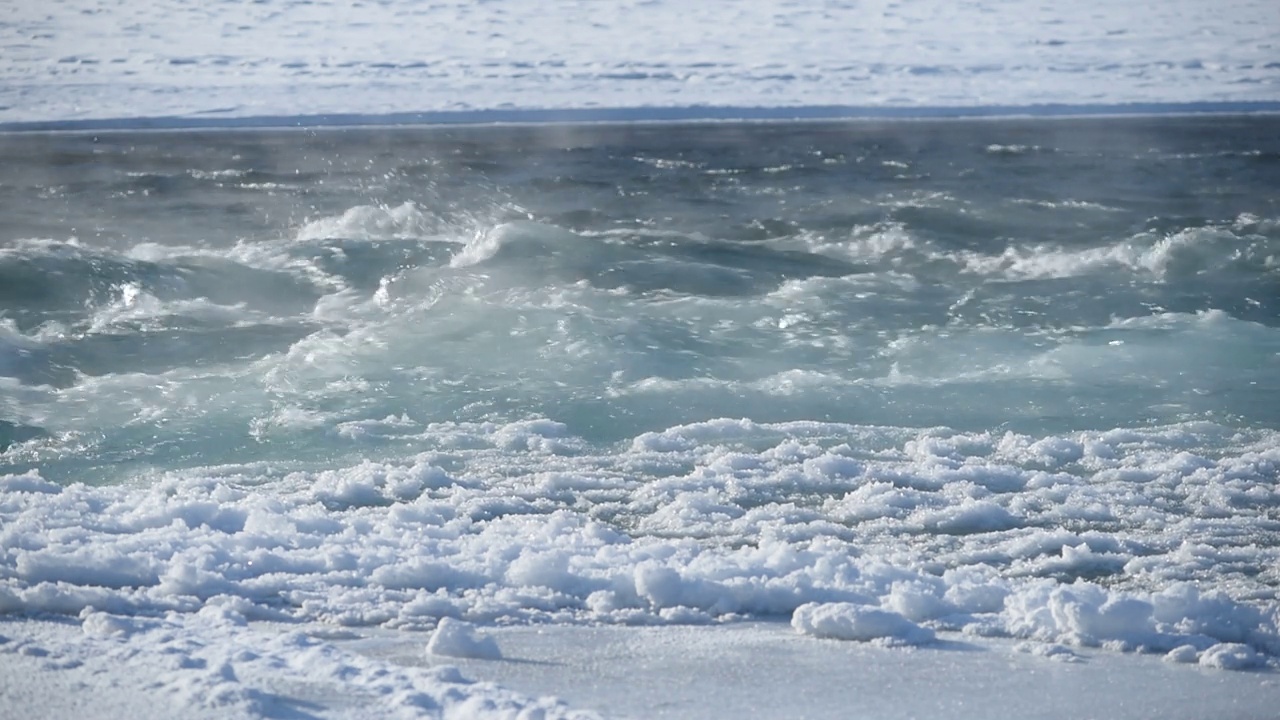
[792,602,934,646]
[1198,643,1266,670]
[426,618,502,660]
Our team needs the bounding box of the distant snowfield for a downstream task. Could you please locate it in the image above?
[2,0,1279,127]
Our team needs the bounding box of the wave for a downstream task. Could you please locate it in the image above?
[295,201,446,243]
[382,220,870,299]
[958,226,1279,281]
[0,419,45,452]
[0,238,328,318]
[807,218,1279,282]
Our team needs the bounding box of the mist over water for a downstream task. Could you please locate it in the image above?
[3,117,1278,483]
[2,118,1280,649]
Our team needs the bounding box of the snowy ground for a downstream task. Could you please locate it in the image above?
[2,0,1279,127]
[4,616,1278,720]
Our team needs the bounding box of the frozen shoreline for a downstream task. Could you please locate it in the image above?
[5,0,1277,127]
[371,622,1280,720]
[4,616,1278,719]
[3,101,1280,133]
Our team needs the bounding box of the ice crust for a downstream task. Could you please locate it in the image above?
[2,610,589,719]
[2,0,1278,126]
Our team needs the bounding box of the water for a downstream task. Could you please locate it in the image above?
[2,117,1279,647]
[4,117,1278,478]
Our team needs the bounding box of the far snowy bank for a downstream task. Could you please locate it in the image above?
[4,101,1280,133]
[3,0,1277,126]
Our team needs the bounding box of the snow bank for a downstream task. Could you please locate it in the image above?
[3,419,1279,674]
[3,0,1278,126]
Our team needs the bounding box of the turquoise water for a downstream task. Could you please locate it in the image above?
[3,117,1278,484]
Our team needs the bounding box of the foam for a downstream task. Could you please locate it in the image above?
[449,221,584,269]
[85,283,258,334]
[807,221,1279,285]
[296,202,442,244]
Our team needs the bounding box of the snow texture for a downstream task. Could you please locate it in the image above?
[791,602,936,646]
[426,618,502,660]
[3,420,1280,665]
[0,611,590,719]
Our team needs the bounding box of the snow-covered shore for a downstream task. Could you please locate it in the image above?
[3,0,1278,127]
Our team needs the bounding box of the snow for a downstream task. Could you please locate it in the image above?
[4,421,1280,644]
[3,419,1280,715]
[791,602,936,646]
[2,0,1278,128]
[1,613,589,719]
[5,617,1279,720]
[426,618,502,661]
[1198,643,1269,671]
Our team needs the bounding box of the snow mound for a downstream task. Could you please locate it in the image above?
[427,618,503,660]
[791,602,935,646]
[1198,643,1267,670]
